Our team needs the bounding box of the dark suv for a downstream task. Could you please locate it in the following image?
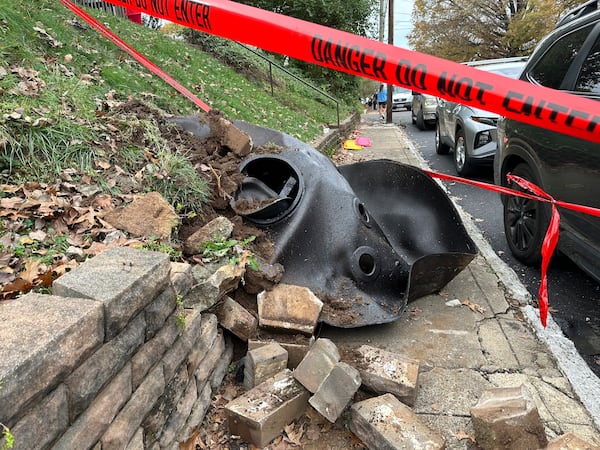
[494,1,600,282]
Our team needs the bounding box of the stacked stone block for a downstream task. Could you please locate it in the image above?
[0,247,231,450]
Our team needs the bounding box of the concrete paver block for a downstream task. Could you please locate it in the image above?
[242,256,284,294]
[470,385,548,450]
[214,296,258,341]
[350,393,445,450]
[309,362,361,423]
[248,333,314,369]
[186,263,245,310]
[225,369,309,448]
[293,338,340,393]
[257,284,323,335]
[53,246,171,340]
[343,345,420,407]
[244,342,288,389]
[0,293,103,425]
[182,216,234,256]
[219,117,253,157]
[546,432,600,450]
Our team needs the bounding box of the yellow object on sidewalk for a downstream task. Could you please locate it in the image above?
[343,139,362,151]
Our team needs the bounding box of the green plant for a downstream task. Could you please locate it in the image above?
[201,236,259,270]
[0,424,13,450]
[133,236,182,260]
[0,383,14,450]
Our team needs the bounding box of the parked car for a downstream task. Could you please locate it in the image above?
[411,92,437,130]
[494,0,600,283]
[436,57,527,176]
[392,86,413,111]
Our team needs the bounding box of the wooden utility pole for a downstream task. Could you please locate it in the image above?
[386,0,394,123]
[379,0,386,42]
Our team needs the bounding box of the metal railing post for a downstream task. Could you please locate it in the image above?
[235,42,341,129]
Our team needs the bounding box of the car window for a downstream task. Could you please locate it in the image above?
[575,34,600,93]
[528,24,594,88]
[487,65,524,78]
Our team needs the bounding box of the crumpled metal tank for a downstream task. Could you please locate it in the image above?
[172,117,477,328]
[230,121,477,328]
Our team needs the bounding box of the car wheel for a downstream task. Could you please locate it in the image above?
[435,121,449,155]
[453,129,473,176]
[411,110,416,124]
[503,163,549,265]
[416,111,426,130]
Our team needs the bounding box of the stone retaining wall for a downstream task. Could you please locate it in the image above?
[312,112,361,153]
[0,246,232,450]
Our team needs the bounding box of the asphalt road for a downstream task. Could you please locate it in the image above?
[390,109,600,378]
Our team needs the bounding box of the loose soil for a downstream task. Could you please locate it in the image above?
[1,98,372,449]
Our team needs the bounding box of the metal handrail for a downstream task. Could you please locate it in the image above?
[235,42,340,129]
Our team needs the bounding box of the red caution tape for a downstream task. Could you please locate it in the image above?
[506,174,560,328]
[424,169,600,328]
[97,0,600,144]
[59,0,210,112]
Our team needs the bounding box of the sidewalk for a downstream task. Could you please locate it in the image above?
[321,114,600,447]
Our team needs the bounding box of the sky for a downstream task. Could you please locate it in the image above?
[393,0,415,49]
[372,0,415,49]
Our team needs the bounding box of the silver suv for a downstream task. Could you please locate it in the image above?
[411,92,437,130]
[435,57,527,176]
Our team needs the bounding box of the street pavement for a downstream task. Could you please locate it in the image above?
[321,113,600,448]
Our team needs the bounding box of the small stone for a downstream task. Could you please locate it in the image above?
[293,338,340,393]
[350,393,445,449]
[225,370,309,448]
[445,299,462,307]
[185,264,245,310]
[248,333,314,369]
[243,257,284,295]
[182,216,234,256]
[257,284,323,335]
[243,343,288,389]
[546,432,600,450]
[103,191,178,239]
[344,345,419,407]
[213,296,258,341]
[470,385,548,450]
[309,362,361,423]
[219,117,253,157]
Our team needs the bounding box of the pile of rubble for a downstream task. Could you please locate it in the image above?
[181,215,596,450]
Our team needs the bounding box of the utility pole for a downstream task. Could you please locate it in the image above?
[379,0,386,42]
[386,0,394,123]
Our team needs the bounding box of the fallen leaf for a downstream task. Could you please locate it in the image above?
[1,277,33,299]
[284,423,304,446]
[452,428,476,443]
[462,299,486,314]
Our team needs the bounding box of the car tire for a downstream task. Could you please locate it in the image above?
[411,110,416,124]
[453,129,473,176]
[416,111,426,130]
[503,163,549,266]
[435,121,449,155]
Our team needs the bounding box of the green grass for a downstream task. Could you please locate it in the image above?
[0,0,356,214]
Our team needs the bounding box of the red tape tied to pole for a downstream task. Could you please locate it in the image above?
[96,0,600,144]
[425,170,600,328]
[59,0,210,112]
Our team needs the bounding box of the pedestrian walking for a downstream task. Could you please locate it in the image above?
[377,84,387,120]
